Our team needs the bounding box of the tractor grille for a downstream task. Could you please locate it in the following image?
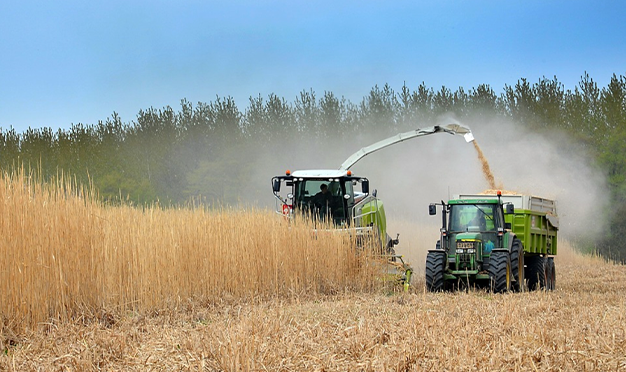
[455,241,476,266]
[457,253,472,264]
[456,241,475,250]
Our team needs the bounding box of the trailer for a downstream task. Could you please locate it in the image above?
[426,191,559,292]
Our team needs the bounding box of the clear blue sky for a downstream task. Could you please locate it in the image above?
[1,1,625,133]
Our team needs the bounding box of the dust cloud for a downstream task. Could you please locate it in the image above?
[242,113,609,268]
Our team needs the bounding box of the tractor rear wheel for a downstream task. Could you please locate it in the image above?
[510,238,525,292]
[526,255,547,291]
[425,251,445,292]
[488,251,511,293]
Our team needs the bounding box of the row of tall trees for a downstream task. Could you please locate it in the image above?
[1,73,625,261]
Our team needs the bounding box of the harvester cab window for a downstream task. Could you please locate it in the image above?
[295,180,325,208]
[328,181,341,196]
[294,179,347,224]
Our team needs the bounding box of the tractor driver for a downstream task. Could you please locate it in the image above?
[469,212,487,231]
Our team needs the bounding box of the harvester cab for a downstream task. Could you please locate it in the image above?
[272,169,376,229]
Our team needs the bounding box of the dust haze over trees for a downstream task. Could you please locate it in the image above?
[1,73,625,261]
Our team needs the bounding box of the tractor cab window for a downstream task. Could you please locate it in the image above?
[449,204,498,232]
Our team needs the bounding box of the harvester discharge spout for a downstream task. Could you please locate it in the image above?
[444,123,474,143]
[339,123,474,171]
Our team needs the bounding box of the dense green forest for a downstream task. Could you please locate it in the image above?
[1,73,625,261]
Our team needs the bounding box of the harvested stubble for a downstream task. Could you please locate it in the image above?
[2,171,626,371]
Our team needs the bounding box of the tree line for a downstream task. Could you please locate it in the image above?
[1,73,625,261]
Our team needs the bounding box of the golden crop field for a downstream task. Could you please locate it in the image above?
[1,170,625,371]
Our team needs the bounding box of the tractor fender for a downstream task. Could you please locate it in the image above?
[427,240,443,252]
[503,232,519,251]
[490,248,510,253]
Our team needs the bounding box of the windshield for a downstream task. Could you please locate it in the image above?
[293,178,351,224]
[449,204,499,232]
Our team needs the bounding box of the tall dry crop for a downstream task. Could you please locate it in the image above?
[0,170,380,333]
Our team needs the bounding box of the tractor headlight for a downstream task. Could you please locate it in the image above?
[467,249,476,254]
[456,249,464,254]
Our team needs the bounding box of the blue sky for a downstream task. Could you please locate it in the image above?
[1,1,625,133]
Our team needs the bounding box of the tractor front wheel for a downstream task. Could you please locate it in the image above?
[425,251,445,292]
[488,251,511,293]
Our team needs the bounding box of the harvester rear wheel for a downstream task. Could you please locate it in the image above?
[510,238,525,292]
[488,251,511,293]
[526,255,547,291]
[425,251,445,292]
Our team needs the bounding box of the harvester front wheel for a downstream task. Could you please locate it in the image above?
[510,238,525,292]
[488,251,511,293]
[425,251,445,292]
[526,255,547,291]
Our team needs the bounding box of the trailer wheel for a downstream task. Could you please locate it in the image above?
[510,238,525,292]
[425,251,445,292]
[546,257,556,290]
[488,251,511,293]
[526,255,547,291]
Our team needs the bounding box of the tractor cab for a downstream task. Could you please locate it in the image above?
[272,169,370,226]
[445,200,507,259]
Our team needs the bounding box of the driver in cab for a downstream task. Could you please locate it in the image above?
[313,184,332,210]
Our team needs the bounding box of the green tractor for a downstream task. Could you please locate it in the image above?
[426,192,558,292]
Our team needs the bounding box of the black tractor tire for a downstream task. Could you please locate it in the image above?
[488,251,511,293]
[425,251,446,292]
[510,238,525,292]
[546,257,556,291]
[526,255,547,291]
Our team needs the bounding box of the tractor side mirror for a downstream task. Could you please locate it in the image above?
[506,204,514,214]
[429,204,437,215]
[272,179,281,193]
[361,180,369,194]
